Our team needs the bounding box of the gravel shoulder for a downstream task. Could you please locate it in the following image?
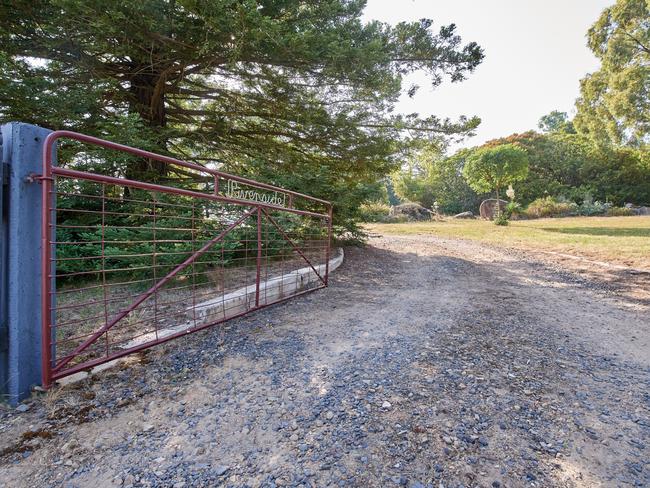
[1,234,648,487]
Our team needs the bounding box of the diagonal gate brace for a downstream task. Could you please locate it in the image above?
[262,208,326,286]
[53,207,257,373]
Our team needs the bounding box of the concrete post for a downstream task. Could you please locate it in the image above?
[0,123,54,405]
[0,129,7,397]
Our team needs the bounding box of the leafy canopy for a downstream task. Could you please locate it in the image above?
[538,110,575,134]
[0,0,484,236]
[462,144,529,196]
[390,142,443,209]
[391,144,482,213]
[574,0,650,147]
[386,124,650,214]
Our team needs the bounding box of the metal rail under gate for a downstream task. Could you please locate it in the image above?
[40,131,332,386]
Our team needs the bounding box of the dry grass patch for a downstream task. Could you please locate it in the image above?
[366,215,650,270]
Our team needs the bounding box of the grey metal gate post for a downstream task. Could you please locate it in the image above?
[0,122,54,405]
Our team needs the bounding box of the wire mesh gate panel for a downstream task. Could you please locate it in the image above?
[41,131,332,386]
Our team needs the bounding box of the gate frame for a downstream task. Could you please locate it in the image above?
[41,130,332,388]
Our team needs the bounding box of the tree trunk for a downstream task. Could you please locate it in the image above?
[127,69,169,181]
[495,186,500,219]
[133,80,166,128]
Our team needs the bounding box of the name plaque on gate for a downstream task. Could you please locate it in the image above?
[225,180,288,207]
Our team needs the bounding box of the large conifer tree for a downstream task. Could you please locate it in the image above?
[0,0,483,232]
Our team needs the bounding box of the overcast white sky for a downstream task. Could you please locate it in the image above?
[362,0,612,150]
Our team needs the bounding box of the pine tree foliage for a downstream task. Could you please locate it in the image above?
[0,1,484,234]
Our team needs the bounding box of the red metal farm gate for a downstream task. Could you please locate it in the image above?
[40,131,332,387]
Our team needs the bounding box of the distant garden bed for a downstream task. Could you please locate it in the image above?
[359,196,647,224]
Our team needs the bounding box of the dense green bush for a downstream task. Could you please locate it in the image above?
[358,202,391,222]
[522,196,637,219]
[576,197,610,216]
[504,201,522,219]
[607,206,634,216]
[494,214,509,226]
[524,197,577,218]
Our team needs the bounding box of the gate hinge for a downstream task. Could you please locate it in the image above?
[24,172,53,184]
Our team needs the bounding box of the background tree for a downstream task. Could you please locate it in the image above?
[0,0,484,236]
[481,131,650,206]
[432,149,486,214]
[462,144,529,216]
[482,131,588,204]
[391,165,436,209]
[538,110,576,134]
[391,146,483,213]
[578,145,650,205]
[574,0,650,147]
[391,142,444,209]
[388,124,650,218]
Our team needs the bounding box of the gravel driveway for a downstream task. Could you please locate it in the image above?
[1,234,649,487]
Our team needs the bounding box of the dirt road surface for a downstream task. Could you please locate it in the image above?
[1,234,649,487]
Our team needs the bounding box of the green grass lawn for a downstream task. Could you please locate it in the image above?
[366,215,650,269]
